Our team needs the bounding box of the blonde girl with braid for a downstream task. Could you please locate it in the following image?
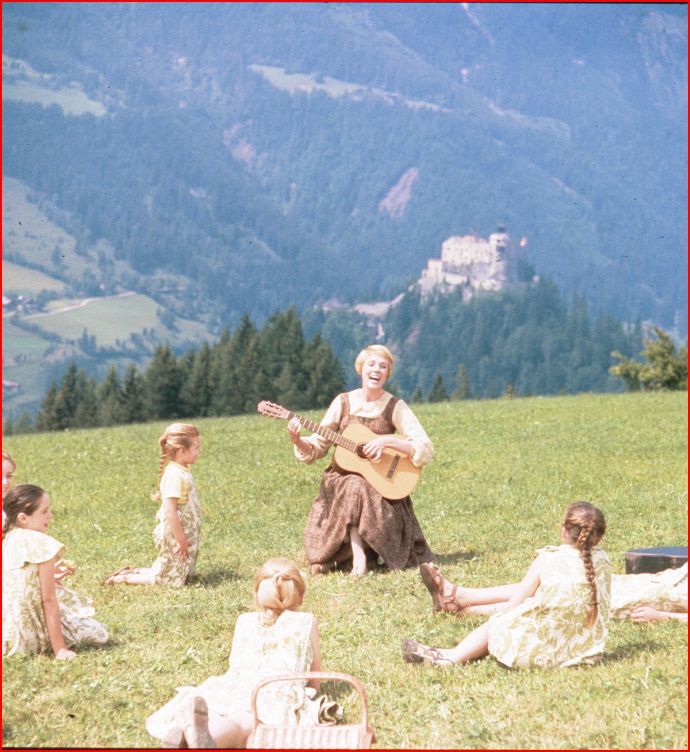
[403,501,611,668]
[146,557,339,749]
[103,423,202,587]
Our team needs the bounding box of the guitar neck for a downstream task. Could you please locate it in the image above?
[293,414,358,454]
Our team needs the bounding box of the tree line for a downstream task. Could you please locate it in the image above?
[21,309,343,433]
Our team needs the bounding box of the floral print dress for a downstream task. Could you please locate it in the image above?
[146,610,325,741]
[149,461,201,586]
[2,527,108,656]
[487,544,612,669]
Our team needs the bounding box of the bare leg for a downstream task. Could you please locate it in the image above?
[454,582,520,607]
[103,567,156,586]
[349,526,368,575]
[206,711,253,748]
[403,622,492,666]
[444,622,491,664]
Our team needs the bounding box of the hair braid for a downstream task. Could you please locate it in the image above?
[577,523,599,627]
[563,501,606,629]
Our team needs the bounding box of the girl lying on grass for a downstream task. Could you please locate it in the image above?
[146,557,339,748]
[403,501,611,668]
[103,423,202,587]
[2,484,109,659]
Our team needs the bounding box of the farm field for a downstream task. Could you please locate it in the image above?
[2,392,687,749]
[2,260,67,294]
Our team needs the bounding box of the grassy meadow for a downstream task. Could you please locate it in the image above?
[2,391,687,749]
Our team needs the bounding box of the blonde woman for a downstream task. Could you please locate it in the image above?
[103,423,201,586]
[146,558,331,748]
[288,344,434,576]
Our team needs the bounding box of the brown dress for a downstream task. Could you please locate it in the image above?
[303,394,434,571]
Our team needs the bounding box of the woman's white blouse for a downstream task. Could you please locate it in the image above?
[293,390,434,467]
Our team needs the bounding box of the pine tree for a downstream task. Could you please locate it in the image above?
[181,342,213,417]
[144,345,184,419]
[121,364,146,423]
[427,373,449,403]
[453,364,472,400]
[36,381,59,432]
[97,366,123,425]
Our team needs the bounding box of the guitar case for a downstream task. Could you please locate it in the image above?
[624,545,688,575]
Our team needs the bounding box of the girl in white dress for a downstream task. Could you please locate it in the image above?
[403,501,611,669]
[2,484,109,659]
[103,423,202,587]
[146,557,331,748]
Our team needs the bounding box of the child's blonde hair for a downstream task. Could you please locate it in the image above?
[151,423,200,501]
[2,449,16,469]
[562,501,607,628]
[254,557,306,626]
[354,344,395,376]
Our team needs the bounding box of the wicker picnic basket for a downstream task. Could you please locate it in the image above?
[246,671,375,749]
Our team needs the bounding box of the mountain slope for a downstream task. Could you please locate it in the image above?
[2,3,687,331]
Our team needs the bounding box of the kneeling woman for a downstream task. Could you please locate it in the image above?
[288,345,434,576]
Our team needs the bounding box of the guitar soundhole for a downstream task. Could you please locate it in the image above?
[355,445,368,459]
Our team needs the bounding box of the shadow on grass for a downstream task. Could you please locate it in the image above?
[191,568,240,588]
[604,638,665,663]
[433,550,482,566]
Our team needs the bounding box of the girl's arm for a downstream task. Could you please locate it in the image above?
[495,557,542,614]
[163,498,189,558]
[38,557,76,660]
[307,617,322,691]
[631,606,688,623]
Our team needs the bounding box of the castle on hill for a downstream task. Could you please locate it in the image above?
[418,225,516,298]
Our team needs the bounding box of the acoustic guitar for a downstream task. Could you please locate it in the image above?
[257,400,421,500]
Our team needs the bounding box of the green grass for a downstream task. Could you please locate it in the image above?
[2,261,68,294]
[2,392,687,748]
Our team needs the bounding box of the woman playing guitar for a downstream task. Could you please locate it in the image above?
[286,344,435,577]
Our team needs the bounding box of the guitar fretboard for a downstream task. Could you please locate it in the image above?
[293,414,359,454]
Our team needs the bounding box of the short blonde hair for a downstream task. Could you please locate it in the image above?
[254,557,306,626]
[2,449,16,469]
[354,344,395,376]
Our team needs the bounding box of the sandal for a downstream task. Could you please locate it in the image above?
[102,565,135,585]
[419,563,462,614]
[402,638,454,667]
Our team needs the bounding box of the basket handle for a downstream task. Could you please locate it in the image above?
[249,671,370,732]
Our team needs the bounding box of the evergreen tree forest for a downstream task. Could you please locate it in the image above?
[27,309,344,433]
[10,278,667,435]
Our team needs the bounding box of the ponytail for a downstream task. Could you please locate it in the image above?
[254,558,306,626]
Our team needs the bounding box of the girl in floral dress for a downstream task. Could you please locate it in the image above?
[2,484,109,659]
[146,557,336,748]
[103,423,201,587]
[403,501,611,669]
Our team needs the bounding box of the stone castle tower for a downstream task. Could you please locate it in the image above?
[418,225,514,298]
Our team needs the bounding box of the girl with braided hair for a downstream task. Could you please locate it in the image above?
[146,558,338,748]
[403,501,611,668]
[103,423,202,587]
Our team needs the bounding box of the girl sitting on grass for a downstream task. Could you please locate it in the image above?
[2,484,109,659]
[103,423,201,587]
[403,501,611,668]
[146,557,337,748]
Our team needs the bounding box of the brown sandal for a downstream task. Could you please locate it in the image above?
[419,563,462,614]
[402,638,455,667]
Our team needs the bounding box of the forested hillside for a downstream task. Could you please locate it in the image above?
[3,3,687,328]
